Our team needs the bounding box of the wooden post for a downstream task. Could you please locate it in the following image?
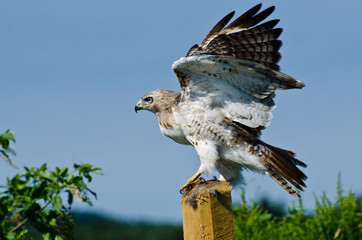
[181,181,234,240]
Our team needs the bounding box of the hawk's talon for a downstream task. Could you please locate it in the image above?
[180,172,203,194]
[180,181,197,193]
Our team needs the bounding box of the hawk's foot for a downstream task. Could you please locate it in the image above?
[180,171,202,193]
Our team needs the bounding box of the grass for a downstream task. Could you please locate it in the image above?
[233,176,361,240]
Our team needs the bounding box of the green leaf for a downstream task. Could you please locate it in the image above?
[0,149,9,158]
[87,188,97,199]
[66,175,74,184]
[67,190,74,206]
[6,229,28,240]
[258,213,272,221]
[0,129,17,167]
[59,167,68,178]
[42,233,50,240]
[0,129,16,143]
[49,217,57,227]
[5,232,16,240]
[39,171,56,182]
[51,195,62,212]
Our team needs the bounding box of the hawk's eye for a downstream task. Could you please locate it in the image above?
[144,97,153,104]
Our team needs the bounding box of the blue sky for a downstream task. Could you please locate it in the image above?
[1,0,361,222]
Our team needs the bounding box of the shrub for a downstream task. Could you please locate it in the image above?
[233,176,361,240]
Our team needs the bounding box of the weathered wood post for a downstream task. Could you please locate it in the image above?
[181,181,234,240]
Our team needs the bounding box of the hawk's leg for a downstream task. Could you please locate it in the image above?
[180,139,218,191]
[180,171,202,192]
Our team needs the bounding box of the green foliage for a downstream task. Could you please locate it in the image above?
[234,177,362,240]
[0,163,102,239]
[42,233,63,240]
[0,129,17,167]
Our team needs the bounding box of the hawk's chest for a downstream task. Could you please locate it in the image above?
[157,109,191,145]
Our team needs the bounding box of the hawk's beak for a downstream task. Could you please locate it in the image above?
[135,100,143,113]
[134,105,142,113]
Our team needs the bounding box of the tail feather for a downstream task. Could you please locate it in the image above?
[262,153,306,190]
[266,170,301,197]
[259,143,307,197]
[273,146,307,168]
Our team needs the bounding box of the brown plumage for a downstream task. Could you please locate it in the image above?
[135,4,307,197]
[187,4,283,71]
[228,120,307,197]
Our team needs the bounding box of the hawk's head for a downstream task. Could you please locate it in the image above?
[135,89,180,114]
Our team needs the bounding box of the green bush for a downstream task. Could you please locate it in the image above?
[0,163,102,240]
[233,176,362,240]
[0,129,102,240]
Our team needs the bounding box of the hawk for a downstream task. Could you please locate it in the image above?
[135,4,307,197]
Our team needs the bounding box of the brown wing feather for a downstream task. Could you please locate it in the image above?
[232,6,275,30]
[200,11,235,47]
[187,4,283,71]
[222,4,262,31]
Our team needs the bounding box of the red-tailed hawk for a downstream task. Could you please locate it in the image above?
[135,4,307,197]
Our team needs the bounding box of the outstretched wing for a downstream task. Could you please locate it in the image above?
[186,4,283,71]
[173,4,304,129]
